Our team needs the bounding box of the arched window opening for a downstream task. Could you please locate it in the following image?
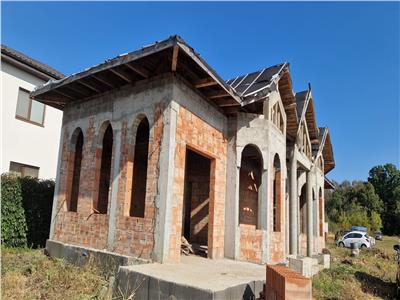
[299,184,307,234]
[239,145,262,227]
[130,117,150,218]
[273,154,281,232]
[313,189,318,236]
[95,123,113,214]
[67,128,83,212]
[319,188,324,237]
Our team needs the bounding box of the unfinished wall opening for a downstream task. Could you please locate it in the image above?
[130,117,150,218]
[319,187,323,237]
[299,184,307,234]
[273,154,282,232]
[182,148,211,254]
[95,123,113,214]
[239,145,262,227]
[66,128,83,212]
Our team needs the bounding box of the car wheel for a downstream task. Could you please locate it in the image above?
[339,242,345,248]
[360,244,367,249]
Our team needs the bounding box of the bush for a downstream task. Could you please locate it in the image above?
[1,173,54,248]
[20,177,54,248]
[1,174,27,247]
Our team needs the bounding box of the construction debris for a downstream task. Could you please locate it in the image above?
[181,236,194,255]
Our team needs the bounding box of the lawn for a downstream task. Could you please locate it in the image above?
[1,247,110,300]
[313,235,399,300]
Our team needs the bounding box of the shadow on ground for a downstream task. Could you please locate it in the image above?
[354,271,397,299]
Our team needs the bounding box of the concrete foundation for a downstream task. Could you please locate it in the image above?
[287,255,318,278]
[46,239,149,274]
[112,255,265,300]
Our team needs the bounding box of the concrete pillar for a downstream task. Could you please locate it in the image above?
[107,126,122,250]
[49,120,65,239]
[306,170,313,257]
[289,148,298,255]
[154,101,178,262]
[260,169,269,263]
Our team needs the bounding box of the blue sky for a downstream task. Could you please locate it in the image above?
[2,2,399,182]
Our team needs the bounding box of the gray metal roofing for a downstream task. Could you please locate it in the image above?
[1,44,64,79]
[227,63,285,97]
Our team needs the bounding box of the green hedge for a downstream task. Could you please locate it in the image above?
[1,173,54,248]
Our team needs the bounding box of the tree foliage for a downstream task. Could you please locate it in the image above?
[326,163,400,235]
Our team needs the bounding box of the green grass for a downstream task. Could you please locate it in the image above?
[313,235,399,300]
[1,246,109,300]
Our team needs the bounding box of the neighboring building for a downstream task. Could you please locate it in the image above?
[31,36,334,265]
[1,45,64,178]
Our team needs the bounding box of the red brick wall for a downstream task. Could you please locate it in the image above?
[270,169,285,262]
[239,224,263,263]
[53,104,164,260]
[169,106,227,262]
[113,104,163,259]
[54,118,110,250]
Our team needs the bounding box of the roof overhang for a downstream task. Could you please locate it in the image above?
[317,127,335,174]
[324,177,335,190]
[31,35,241,113]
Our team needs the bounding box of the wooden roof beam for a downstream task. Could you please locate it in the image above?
[109,68,131,83]
[194,78,218,88]
[171,45,179,72]
[77,80,102,93]
[91,74,115,88]
[125,62,150,78]
[207,90,230,99]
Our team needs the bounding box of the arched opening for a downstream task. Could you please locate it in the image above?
[273,154,281,232]
[95,123,113,214]
[299,184,307,234]
[130,117,150,218]
[67,128,83,212]
[319,188,323,237]
[313,189,318,236]
[239,145,262,227]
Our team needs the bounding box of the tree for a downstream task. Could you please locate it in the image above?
[368,164,400,235]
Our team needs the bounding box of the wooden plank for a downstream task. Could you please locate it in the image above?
[194,78,218,88]
[171,45,179,72]
[53,89,74,99]
[125,62,150,78]
[109,68,131,83]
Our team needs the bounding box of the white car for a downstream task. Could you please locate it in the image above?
[336,231,372,249]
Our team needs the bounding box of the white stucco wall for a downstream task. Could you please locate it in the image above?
[1,61,63,179]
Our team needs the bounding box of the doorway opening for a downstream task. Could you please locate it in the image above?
[182,148,211,257]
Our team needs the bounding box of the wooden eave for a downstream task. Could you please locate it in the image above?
[30,36,241,115]
[317,127,335,174]
[305,93,318,141]
[278,68,297,140]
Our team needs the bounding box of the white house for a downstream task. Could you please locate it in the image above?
[1,45,64,179]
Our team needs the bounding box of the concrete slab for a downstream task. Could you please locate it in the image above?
[113,255,266,300]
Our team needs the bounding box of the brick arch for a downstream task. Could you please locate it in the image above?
[93,121,113,214]
[128,116,150,218]
[239,144,263,227]
[273,153,282,232]
[319,187,323,237]
[65,127,84,212]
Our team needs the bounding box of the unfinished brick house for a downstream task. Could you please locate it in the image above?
[31,35,334,265]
